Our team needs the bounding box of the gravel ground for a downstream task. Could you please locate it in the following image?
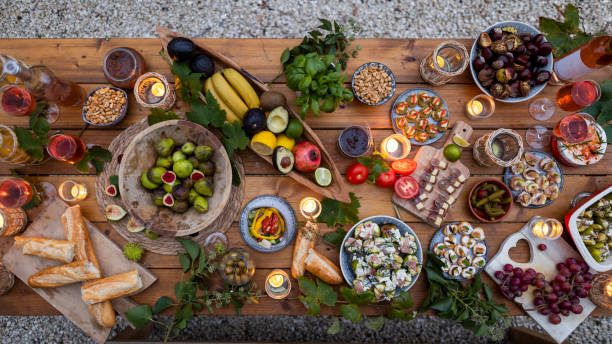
[1,0,611,343]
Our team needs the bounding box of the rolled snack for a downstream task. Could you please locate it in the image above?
[14,236,75,263]
[291,221,319,279]
[28,261,101,288]
[61,205,116,328]
[304,248,343,285]
[81,270,142,305]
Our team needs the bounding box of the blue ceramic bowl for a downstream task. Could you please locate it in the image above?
[82,86,128,127]
[469,21,553,103]
[238,195,297,253]
[351,62,396,106]
[339,215,422,295]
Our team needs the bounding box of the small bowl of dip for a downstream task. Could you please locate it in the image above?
[103,47,146,89]
[338,125,373,158]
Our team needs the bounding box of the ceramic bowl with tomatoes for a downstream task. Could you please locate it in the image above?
[239,195,297,253]
[468,179,513,223]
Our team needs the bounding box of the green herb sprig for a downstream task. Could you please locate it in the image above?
[14,102,50,161]
[125,239,261,343]
[357,155,390,184]
[419,253,510,340]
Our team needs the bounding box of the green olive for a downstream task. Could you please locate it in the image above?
[225,266,234,275]
[237,260,246,268]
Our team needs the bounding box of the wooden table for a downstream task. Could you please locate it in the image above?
[0,38,611,320]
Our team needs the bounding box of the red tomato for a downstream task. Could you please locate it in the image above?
[391,159,417,176]
[394,176,420,199]
[346,163,369,184]
[376,170,397,188]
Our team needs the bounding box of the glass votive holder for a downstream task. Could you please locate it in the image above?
[299,197,321,220]
[265,269,291,299]
[419,40,469,86]
[0,205,27,236]
[380,134,411,161]
[134,72,176,110]
[58,180,88,202]
[531,217,563,240]
[465,94,495,119]
[589,272,612,310]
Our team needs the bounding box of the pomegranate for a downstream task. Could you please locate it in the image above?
[292,141,321,173]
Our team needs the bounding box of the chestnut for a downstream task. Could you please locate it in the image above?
[519,81,531,97]
[518,68,532,81]
[481,47,494,61]
[535,70,551,84]
[490,83,509,99]
[478,66,495,82]
[491,40,508,54]
[508,81,520,97]
[478,32,492,48]
[502,26,519,35]
[526,43,539,55]
[514,44,527,55]
[490,27,503,41]
[538,42,553,56]
[481,78,494,87]
[495,68,514,83]
[492,57,506,70]
[533,33,545,45]
[503,52,515,64]
[520,33,533,43]
[513,63,526,72]
[535,55,549,67]
[504,35,523,52]
[514,55,530,66]
[473,55,486,71]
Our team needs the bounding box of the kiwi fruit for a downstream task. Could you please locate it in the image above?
[260,91,287,111]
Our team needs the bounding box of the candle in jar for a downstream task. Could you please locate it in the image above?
[299,197,321,220]
[606,282,612,297]
[531,218,563,240]
[265,269,291,299]
[465,94,495,119]
[134,72,176,110]
[468,100,483,116]
[436,55,445,68]
[380,134,411,160]
[268,274,284,288]
[151,82,165,97]
[58,180,87,202]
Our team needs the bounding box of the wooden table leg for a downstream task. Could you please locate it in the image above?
[509,326,571,344]
[108,322,152,343]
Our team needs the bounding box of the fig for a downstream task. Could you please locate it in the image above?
[148,167,167,184]
[188,189,199,204]
[198,161,216,176]
[535,70,551,85]
[514,44,527,55]
[520,33,533,43]
[481,48,494,61]
[194,178,213,196]
[105,184,119,197]
[172,200,189,213]
[162,193,175,207]
[189,53,214,77]
[126,217,146,233]
[140,171,160,190]
[181,141,195,155]
[491,40,508,54]
[478,67,495,82]
[172,182,190,201]
[194,145,212,161]
[105,204,127,222]
[526,43,539,55]
[173,159,194,179]
[190,169,205,182]
[162,170,177,184]
[152,188,166,206]
[193,196,209,213]
[156,156,173,169]
[490,27,503,41]
[154,138,175,157]
[188,156,199,168]
[472,56,486,71]
[514,55,530,66]
[533,34,545,45]
[478,32,492,48]
[518,68,532,81]
[535,55,549,67]
[502,26,518,35]
[172,150,186,163]
[163,180,179,193]
[519,81,531,97]
[538,42,553,56]
[167,37,197,62]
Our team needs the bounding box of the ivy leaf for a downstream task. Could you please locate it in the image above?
[387,307,415,321]
[327,317,340,335]
[152,296,174,314]
[125,305,152,328]
[172,61,204,103]
[14,127,45,161]
[563,4,580,32]
[365,316,385,331]
[221,120,249,159]
[340,287,374,306]
[186,93,226,129]
[340,304,361,322]
[74,145,112,174]
[176,238,200,261]
[29,103,50,137]
[323,226,347,248]
[390,291,413,310]
[178,252,191,272]
[298,276,318,296]
[299,295,321,316]
[280,48,291,65]
[317,192,360,228]
[148,108,179,126]
[474,324,489,337]
[316,279,337,306]
[175,303,195,326]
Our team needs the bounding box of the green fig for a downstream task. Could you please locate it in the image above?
[172,150,187,163]
[152,188,166,206]
[188,156,199,168]
[188,188,199,204]
[181,141,195,155]
[156,156,173,169]
[155,138,175,157]
[172,200,189,213]
[163,180,180,193]
[194,178,213,196]
[140,171,160,190]
[193,196,208,212]
[194,145,212,161]
[145,229,159,240]
[147,167,167,184]
[173,159,193,179]
[198,161,216,176]
[172,182,190,201]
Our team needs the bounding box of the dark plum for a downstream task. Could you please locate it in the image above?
[526,43,539,55]
[539,42,553,56]
[535,70,551,84]
[533,33,545,45]
[473,55,487,71]
[520,33,533,43]
[490,27,503,41]
[518,69,532,81]
[535,55,549,67]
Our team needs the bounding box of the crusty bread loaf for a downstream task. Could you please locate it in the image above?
[304,248,343,285]
[28,261,101,288]
[291,221,319,279]
[14,236,75,263]
[81,270,142,305]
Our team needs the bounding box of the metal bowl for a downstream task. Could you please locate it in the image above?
[82,86,129,127]
[351,62,396,106]
[469,21,553,103]
[238,195,297,253]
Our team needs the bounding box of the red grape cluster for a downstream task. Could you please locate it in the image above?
[494,257,592,325]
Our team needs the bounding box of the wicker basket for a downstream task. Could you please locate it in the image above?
[0,125,37,166]
[419,40,469,86]
[589,272,612,310]
[473,128,524,167]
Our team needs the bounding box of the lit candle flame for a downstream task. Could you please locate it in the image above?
[300,197,321,219]
[436,55,445,68]
[268,274,284,288]
[386,138,399,154]
[151,82,165,97]
[0,212,4,229]
[469,100,483,115]
[606,282,612,297]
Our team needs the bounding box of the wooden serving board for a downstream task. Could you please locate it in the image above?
[393,121,473,227]
[1,198,158,343]
[484,216,596,344]
[156,26,351,203]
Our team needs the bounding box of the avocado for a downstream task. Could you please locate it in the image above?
[243,108,266,136]
[272,146,294,174]
[189,53,214,77]
[167,37,198,62]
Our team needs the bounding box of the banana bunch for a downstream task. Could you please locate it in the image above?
[206,68,260,125]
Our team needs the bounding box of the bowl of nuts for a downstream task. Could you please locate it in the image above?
[351,62,396,106]
[82,86,128,126]
[470,21,553,103]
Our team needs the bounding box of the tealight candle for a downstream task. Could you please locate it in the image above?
[607,281,612,297]
[299,197,321,220]
[531,217,563,240]
[419,40,469,86]
[0,205,27,236]
[134,72,176,110]
[466,94,495,119]
[58,180,87,202]
[380,134,411,161]
[265,269,291,299]
[589,272,612,310]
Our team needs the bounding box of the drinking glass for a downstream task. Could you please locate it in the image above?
[58,180,88,202]
[465,94,495,119]
[529,98,555,121]
[0,179,33,208]
[525,125,551,149]
[46,134,86,164]
[556,80,601,112]
[0,85,35,117]
[553,113,596,144]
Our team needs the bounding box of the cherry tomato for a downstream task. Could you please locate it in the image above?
[394,176,420,199]
[390,159,417,176]
[376,169,397,188]
[346,163,369,184]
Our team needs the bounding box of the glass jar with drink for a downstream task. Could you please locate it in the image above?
[0,179,33,208]
[556,80,601,112]
[46,134,86,164]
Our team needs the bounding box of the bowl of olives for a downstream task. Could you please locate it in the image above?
[218,248,255,286]
[470,21,553,103]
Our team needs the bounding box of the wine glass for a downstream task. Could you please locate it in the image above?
[40,102,60,124]
[525,125,551,149]
[529,98,555,121]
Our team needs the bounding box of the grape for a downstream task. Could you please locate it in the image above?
[575,274,585,283]
[579,261,589,273]
[550,304,560,314]
[552,284,561,293]
[571,304,583,314]
[521,274,533,284]
[534,280,546,289]
[556,263,567,271]
[511,285,520,292]
[500,284,510,293]
[494,271,505,280]
[569,264,581,273]
[582,272,593,281]
[511,277,521,286]
[504,264,514,273]
[559,268,571,277]
[549,314,562,324]
[515,291,523,298]
[555,275,567,283]
[561,282,572,292]
[537,243,547,251]
[520,284,529,292]
[513,267,524,277]
[546,294,558,303]
[525,268,536,277]
[560,300,571,310]
[576,288,588,298]
[570,297,580,305]
[560,308,570,317]
[535,273,546,280]
[506,291,515,299]
[583,281,592,291]
[566,257,577,265]
[533,289,543,298]
[539,307,552,315]
[533,297,545,306]
[544,285,553,294]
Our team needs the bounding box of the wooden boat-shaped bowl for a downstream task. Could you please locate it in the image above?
[157,26,351,203]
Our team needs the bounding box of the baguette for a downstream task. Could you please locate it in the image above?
[304,248,343,285]
[61,205,116,327]
[81,270,142,305]
[28,261,101,288]
[291,221,319,279]
[14,236,75,263]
